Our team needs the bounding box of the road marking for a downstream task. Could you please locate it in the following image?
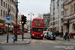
[31,39,75,45]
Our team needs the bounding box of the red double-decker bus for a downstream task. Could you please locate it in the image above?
[31,18,44,39]
[13,24,21,35]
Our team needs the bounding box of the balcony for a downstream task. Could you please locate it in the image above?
[63,16,69,21]
[50,25,53,28]
[64,0,72,5]
[63,13,75,24]
[63,21,67,25]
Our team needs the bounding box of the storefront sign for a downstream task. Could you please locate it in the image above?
[0,23,3,26]
[6,20,11,24]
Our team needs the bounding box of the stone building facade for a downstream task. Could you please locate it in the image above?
[0,0,17,28]
[50,0,64,32]
[63,0,75,33]
[43,13,50,30]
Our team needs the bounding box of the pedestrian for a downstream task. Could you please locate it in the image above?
[46,32,48,38]
[60,32,63,37]
[61,32,63,37]
[64,32,66,40]
[69,32,72,38]
[55,32,57,37]
[64,32,70,41]
[67,33,70,41]
[59,32,61,37]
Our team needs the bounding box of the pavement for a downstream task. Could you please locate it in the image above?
[56,36,75,46]
[0,39,30,45]
[0,33,30,45]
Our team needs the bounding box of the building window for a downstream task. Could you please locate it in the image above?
[3,11,5,17]
[1,0,3,6]
[61,11,63,16]
[4,2,5,7]
[6,12,7,15]
[6,3,7,8]
[66,0,68,2]
[53,17,55,20]
[1,10,2,16]
[10,6,11,9]
[53,22,55,25]
[53,12,55,15]
[53,8,55,10]
[51,0,55,2]
[65,9,68,16]
[71,5,73,13]
[74,4,75,13]
[61,4,63,8]
[8,5,9,8]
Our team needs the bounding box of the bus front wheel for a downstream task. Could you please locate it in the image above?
[41,37,43,40]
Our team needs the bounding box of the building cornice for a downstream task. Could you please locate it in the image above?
[63,0,75,6]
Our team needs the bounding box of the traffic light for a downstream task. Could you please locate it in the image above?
[24,16,27,24]
[21,15,27,25]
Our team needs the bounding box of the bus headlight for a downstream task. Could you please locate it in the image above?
[32,34,34,36]
[41,34,43,36]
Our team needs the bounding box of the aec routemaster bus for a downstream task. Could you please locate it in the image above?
[31,18,44,39]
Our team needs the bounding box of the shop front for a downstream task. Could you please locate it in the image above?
[0,20,6,35]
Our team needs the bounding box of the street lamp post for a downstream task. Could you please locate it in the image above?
[15,3,18,41]
[28,13,34,35]
[14,2,19,41]
[7,8,10,43]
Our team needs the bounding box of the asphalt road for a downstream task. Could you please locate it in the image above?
[0,33,75,50]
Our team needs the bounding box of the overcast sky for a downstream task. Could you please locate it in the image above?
[18,0,50,20]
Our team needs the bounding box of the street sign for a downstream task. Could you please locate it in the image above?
[13,37,16,40]
[6,15,11,20]
[6,20,11,24]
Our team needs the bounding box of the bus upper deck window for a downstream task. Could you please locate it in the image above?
[34,20,38,23]
[39,20,43,23]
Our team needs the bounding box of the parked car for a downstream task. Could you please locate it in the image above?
[43,31,48,38]
[47,31,56,40]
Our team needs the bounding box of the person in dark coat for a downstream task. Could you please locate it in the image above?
[60,32,63,37]
[55,32,57,37]
[64,32,70,41]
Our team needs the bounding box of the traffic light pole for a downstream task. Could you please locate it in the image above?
[67,20,70,41]
[21,15,27,41]
[22,24,24,41]
[67,20,69,33]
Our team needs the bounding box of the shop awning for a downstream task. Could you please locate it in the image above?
[0,26,6,29]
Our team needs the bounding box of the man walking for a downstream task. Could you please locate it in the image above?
[64,32,70,41]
